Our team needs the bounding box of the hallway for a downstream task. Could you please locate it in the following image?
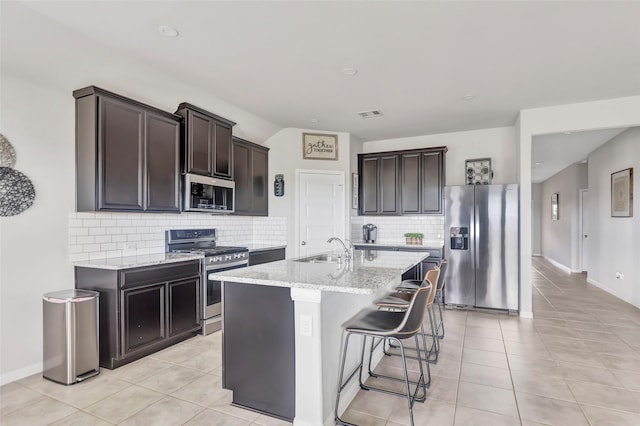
[341,257,640,425]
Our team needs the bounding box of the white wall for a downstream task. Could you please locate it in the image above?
[540,164,588,272]
[517,95,640,317]
[587,128,639,308]
[531,183,542,255]
[0,75,75,384]
[363,126,517,185]
[265,128,353,257]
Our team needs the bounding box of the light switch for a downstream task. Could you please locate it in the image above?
[300,314,312,337]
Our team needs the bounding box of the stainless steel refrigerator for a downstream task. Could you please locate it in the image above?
[444,184,519,311]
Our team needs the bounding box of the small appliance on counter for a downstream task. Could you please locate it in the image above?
[362,224,377,243]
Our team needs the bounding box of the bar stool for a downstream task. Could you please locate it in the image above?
[434,259,448,339]
[377,267,440,364]
[335,283,433,426]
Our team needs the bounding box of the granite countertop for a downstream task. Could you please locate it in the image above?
[73,252,203,270]
[208,250,427,295]
[353,241,444,251]
[245,244,287,252]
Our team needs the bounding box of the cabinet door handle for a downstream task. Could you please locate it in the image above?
[301,241,307,246]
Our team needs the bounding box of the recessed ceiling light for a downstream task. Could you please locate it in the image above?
[310,118,319,124]
[534,162,543,166]
[158,25,179,37]
[462,94,476,101]
[342,67,358,76]
[581,159,587,163]
[564,131,572,135]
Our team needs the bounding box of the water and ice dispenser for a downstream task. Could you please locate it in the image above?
[450,227,469,250]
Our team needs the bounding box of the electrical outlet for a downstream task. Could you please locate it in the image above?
[616,272,624,280]
[123,242,137,256]
[300,314,313,337]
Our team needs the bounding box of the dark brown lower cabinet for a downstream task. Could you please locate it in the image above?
[168,278,200,336]
[123,284,165,354]
[248,248,285,266]
[75,260,201,369]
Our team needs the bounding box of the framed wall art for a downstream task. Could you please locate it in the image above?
[611,167,633,217]
[302,133,338,160]
[551,193,559,221]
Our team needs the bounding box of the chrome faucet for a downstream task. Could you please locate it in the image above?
[327,237,351,262]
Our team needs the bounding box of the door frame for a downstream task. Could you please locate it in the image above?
[578,188,588,272]
[294,169,347,257]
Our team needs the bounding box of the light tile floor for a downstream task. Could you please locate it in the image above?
[2,257,639,425]
[340,257,640,425]
[0,331,290,426]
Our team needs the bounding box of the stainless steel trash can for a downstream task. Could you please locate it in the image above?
[43,289,100,385]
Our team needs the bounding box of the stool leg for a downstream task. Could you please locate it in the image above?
[427,305,439,363]
[436,290,445,339]
[392,337,416,426]
[335,332,357,426]
[419,323,432,387]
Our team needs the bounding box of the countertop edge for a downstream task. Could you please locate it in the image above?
[72,253,204,270]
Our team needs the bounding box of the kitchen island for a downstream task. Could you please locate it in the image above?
[209,249,428,426]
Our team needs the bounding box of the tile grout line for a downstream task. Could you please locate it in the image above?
[451,310,467,426]
[499,318,523,425]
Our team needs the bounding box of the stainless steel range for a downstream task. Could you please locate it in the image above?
[166,229,248,335]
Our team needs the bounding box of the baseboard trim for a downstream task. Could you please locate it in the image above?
[519,311,534,319]
[586,277,640,310]
[532,253,542,257]
[543,256,571,274]
[0,362,42,386]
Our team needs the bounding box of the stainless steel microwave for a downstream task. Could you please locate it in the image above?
[183,173,235,213]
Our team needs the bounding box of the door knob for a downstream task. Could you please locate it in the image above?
[301,241,307,245]
[584,235,588,238]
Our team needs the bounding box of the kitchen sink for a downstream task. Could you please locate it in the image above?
[295,254,342,263]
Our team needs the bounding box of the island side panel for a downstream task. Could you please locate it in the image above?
[222,281,296,421]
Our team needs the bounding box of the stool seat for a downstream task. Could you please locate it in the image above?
[396,280,421,292]
[345,309,409,338]
[374,292,412,309]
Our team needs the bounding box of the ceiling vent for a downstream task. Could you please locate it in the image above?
[357,109,383,119]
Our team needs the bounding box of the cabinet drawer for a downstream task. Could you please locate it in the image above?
[249,248,285,266]
[121,261,200,289]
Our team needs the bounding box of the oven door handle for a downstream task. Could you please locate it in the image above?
[206,260,249,271]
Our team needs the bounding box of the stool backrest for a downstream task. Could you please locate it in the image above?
[424,267,440,305]
[436,259,448,291]
[396,279,436,336]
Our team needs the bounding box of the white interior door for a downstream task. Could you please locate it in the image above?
[580,189,589,272]
[297,171,345,257]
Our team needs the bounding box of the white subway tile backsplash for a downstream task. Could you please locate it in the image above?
[69,227,89,236]
[69,212,287,261]
[89,228,106,236]
[83,244,101,252]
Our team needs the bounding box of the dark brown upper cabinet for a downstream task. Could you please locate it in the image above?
[358,153,401,215]
[74,86,180,213]
[232,137,269,216]
[175,103,235,179]
[358,146,446,216]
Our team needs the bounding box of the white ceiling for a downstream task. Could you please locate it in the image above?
[2,1,640,143]
[531,128,627,183]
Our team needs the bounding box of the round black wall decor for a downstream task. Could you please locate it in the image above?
[0,134,17,168]
[0,167,36,216]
